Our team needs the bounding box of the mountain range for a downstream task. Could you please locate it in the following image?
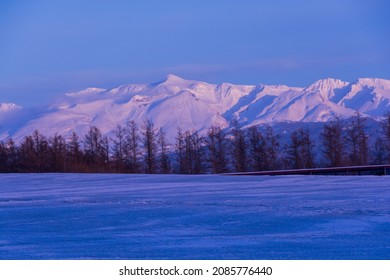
[1,74,390,142]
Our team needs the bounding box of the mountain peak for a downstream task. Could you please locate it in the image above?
[162,74,187,83]
[307,78,347,90]
[66,87,106,97]
[166,74,184,80]
[151,74,189,87]
[356,78,390,89]
[151,74,195,88]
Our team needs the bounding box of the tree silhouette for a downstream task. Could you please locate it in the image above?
[142,120,157,174]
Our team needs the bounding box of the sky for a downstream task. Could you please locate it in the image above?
[1,0,389,106]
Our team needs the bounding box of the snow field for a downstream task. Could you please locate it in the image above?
[0,174,389,259]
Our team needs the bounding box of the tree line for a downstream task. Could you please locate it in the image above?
[1,112,390,174]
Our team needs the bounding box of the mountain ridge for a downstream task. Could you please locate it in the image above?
[1,75,390,142]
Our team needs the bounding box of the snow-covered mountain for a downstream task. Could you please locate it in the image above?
[1,75,390,142]
[0,103,23,139]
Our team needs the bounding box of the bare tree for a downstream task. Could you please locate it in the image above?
[321,117,345,167]
[0,139,19,172]
[264,125,280,170]
[246,125,280,171]
[5,138,18,172]
[67,131,84,171]
[101,136,110,170]
[112,124,127,173]
[206,125,229,173]
[31,130,49,172]
[181,130,205,174]
[125,120,141,173]
[157,127,170,173]
[285,128,314,169]
[175,128,186,173]
[372,137,387,164]
[300,128,315,168]
[142,120,157,174]
[285,130,301,169]
[346,112,368,166]
[83,126,105,171]
[48,133,67,172]
[231,121,247,172]
[19,135,38,172]
[247,126,266,171]
[190,131,205,174]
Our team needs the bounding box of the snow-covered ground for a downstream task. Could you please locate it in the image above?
[0,174,389,260]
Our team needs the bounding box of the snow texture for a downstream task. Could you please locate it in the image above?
[1,75,390,142]
[0,174,389,260]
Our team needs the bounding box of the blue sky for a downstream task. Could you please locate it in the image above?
[1,0,389,106]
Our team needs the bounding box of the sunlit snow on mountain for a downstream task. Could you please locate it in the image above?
[1,75,390,142]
